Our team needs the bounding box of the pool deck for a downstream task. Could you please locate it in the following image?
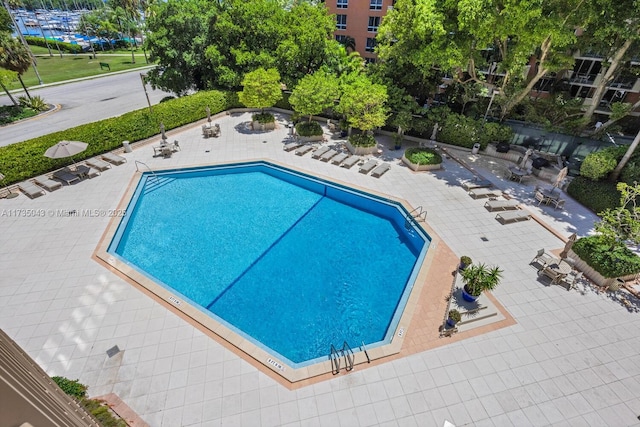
[2,111,640,426]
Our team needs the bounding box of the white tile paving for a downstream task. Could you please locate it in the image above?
[1,112,639,426]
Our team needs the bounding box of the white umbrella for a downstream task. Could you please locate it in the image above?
[160,122,167,141]
[430,122,439,141]
[560,232,577,259]
[206,107,211,123]
[519,148,533,170]
[553,166,569,190]
[44,140,88,164]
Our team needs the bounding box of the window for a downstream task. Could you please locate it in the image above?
[370,0,382,10]
[365,57,377,64]
[368,16,380,32]
[365,38,376,52]
[335,35,348,44]
[337,0,348,8]
[336,14,347,30]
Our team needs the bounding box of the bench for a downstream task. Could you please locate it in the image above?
[100,62,110,71]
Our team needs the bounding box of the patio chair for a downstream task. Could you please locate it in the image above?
[530,249,559,270]
[52,169,80,185]
[18,181,46,199]
[86,158,112,171]
[33,175,62,192]
[371,162,391,178]
[495,210,531,224]
[559,270,583,291]
[340,156,361,169]
[552,198,566,210]
[102,152,127,165]
[359,159,378,174]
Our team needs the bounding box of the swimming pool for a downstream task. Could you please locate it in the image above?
[107,161,430,369]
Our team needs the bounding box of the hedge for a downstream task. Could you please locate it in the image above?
[573,235,640,278]
[0,90,240,185]
[566,176,622,214]
[295,121,322,136]
[26,36,84,54]
[404,147,442,165]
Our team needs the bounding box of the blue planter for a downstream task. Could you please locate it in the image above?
[446,318,457,327]
[462,286,480,302]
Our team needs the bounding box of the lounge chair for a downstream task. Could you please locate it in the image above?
[461,178,493,190]
[283,141,302,151]
[331,152,349,165]
[83,166,101,178]
[468,187,502,199]
[295,145,314,156]
[371,162,391,178]
[530,249,559,269]
[86,158,112,171]
[341,156,361,169]
[18,181,46,199]
[34,175,62,192]
[311,146,331,159]
[495,210,531,224]
[484,199,520,212]
[319,149,338,162]
[102,152,127,165]
[558,270,583,291]
[359,159,378,174]
[53,169,80,185]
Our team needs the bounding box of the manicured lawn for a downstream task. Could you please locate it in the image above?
[6,49,153,90]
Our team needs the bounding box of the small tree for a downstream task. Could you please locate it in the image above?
[595,182,640,248]
[337,75,388,133]
[289,70,340,123]
[238,67,283,115]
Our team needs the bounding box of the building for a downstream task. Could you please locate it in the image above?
[326,0,395,62]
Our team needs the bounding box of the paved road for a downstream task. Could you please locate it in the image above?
[0,69,173,147]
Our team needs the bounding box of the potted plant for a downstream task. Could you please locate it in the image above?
[392,133,403,150]
[459,256,472,271]
[460,263,503,302]
[447,309,461,327]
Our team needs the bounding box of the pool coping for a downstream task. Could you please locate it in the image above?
[92,158,516,388]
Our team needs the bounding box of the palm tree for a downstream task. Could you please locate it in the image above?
[460,263,503,297]
[0,68,19,106]
[0,35,33,100]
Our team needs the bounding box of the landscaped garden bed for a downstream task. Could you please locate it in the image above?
[402,147,443,171]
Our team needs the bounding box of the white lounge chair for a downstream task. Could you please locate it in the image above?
[461,178,493,190]
[359,159,378,174]
[495,210,531,224]
[341,156,361,169]
[371,162,391,177]
[295,145,314,156]
[311,146,331,159]
[484,199,520,211]
[331,152,349,165]
[18,181,46,199]
[319,149,338,162]
[469,187,501,199]
[102,152,127,165]
[283,141,302,151]
[34,176,62,192]
[86,158,112,171]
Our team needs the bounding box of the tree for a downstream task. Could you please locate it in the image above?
[289,70,339,123]
[610,129,640,183]
[595,182,640,247]
[337,74,388,133]
[578,0,640,128]
[237,67,283,113]
[0,34,33,99]
[0,68,18,105]
[144,0,216,95]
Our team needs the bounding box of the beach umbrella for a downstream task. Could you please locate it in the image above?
[430,122,439,141]
[519,148,533,170]
[206,107,211,123]
[44,140,88,164]
[553,166,569,190]
[160,122,167,141]
[560,233,577,259]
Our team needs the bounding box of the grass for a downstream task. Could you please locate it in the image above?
[5,48,153,90]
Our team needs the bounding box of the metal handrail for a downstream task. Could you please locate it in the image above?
[134,160,160,183]
[360,341,371,364]
[330,344,341,375]
[408,206,427,222]
[342,341,354,372]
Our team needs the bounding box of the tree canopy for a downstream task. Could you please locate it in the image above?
[238,67,283,112]
[289,70,339,122]
[337,75,388,132]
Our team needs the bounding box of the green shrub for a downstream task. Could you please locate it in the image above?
[26,36,84,54]
[580,149,618,180]
[18,95,48,112]
[448,309,461,322]
[566,176,621,213]
[572,235,640,278]
[482,122,513,144]
[52,376,87,399]
[0,105,37,125]
[252,112,275,123]
[159,96,175,103]
[274,91,291,110]
[348,133,376,147]
[82,398,127,427]
[295,121,323,136]
[620,156,640,185]
[404,147,442,165]
[0,90,232,185]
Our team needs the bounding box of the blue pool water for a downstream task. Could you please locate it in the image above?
[110,162,429,366]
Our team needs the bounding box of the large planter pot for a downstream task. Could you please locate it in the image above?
[461,286,479,302]
[568,249,637,288]
[298,134,323,143]
[446,318,458,327]
[345,139,379,156]
[401,153,442,171]
[252,121,276,131]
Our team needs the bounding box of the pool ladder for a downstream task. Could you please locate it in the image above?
[330,341,354,375]
[405,206,427,230]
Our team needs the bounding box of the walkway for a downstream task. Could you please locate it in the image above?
[1,112,639,427]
